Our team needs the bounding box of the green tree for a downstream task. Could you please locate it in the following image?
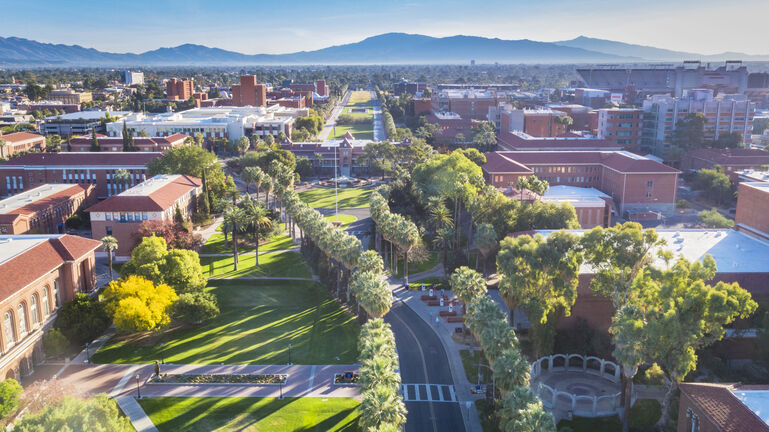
[698,208,734,228]
[295,156,313,179]
[223,206,246,271]
[121,121,134,151]
[43,328,69,357]
[100,235,118,281]
[691,167,734,205]
[496,232,582,356]
[15,395,133,432]
[672,113,706,150]
[147,145,225,201]
[455,147,486,166]
[171,291,220,324]
[471,121,497,152]
[0,378,23,419]
[235,136,250,155]
[173,204,184,224]
[121,235,206,293]
[359,384,407,432]
[712,132,743,149]
[630,256,757,428]
[54,294,110,346]
[89,128,100,152]
[45,134,62,152]
[241,198,272,265]
[498,386,556,432]
[475,223,497,274]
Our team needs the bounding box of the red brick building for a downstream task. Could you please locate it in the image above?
[166,78,194,100]
[232,75,266,107]
[548,104,598,134]
[0,132,46,158]
[432,89,499,121]
[735,182,769,240]
[0,184,95,234]
[682,148,769,181]
[0,234,101,380]
[16,103,80,114]
[678,383,769,432]
[67,133,188,153]
[497,131,621,151]
[88,174,201,256]
[0,152,161,198]
[597,108,644,153]
[484,151,679,216]
[316,80,328,97]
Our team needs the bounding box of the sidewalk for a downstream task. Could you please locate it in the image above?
[207,276,319,281]
[199,248,298,257]
[115,395,158,432]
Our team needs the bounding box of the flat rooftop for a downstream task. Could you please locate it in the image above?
[119,174,183,197]
[0,235,51,265]
[534,229,769,274]
[0,184,78,213]
[44,110,130,121]
[542,186,610,207]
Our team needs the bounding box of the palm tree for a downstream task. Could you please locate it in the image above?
[356,274,393,319]
[428,202,453,233]
[498,387,556,432]
[396,220,420,286]
[450,266,487,305]
[476,223,498,275]
[359,356,401,391]
[241,166,256,194]
[252,167,265,202]
[262,177,273,208]
[223,206,246,271]
[491,347,531,392]
[101,236,118,281]
[359,385,407,431]
[249,205,272,266]
[433,227,455,277]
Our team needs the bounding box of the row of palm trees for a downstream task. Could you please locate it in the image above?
[453,266,556,432]
[370,187,420,284]
[221,195,273,271]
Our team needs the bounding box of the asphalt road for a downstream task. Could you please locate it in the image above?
[386,300,466,432]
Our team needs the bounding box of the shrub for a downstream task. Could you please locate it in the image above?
[15,395,133,431]
[676,199,691,209]
[698,208,734,228]
[0,379,22,419]
[102,275,178,334]
[43,328,69,357]
[171,292,220,324]
[54,294,110,346]
[629,399,662,430]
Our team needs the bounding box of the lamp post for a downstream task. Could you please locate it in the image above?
[476,360,495,401]
[85,342,90,366]
[135,374,141,399]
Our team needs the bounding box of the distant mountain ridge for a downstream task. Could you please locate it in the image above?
[0,33,766,66]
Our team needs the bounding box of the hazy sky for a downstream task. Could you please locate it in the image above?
[4,0,768,55]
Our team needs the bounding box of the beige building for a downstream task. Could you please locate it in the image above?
[47,90,93,105]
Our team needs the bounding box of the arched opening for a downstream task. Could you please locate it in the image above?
[53,280,61,308]
[30,294,39,327]
[4,311,15,349]
[17,303,27,339]
[42,287,50,316]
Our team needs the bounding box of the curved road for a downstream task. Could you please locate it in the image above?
[387,299,466,432]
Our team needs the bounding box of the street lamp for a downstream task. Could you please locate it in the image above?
[476,360,495,401]
[135,374,141,399]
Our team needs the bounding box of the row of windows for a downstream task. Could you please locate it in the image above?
[105,212,149,222]
[2,283,59,354]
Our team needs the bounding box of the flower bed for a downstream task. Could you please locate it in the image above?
[334,372,360,385]
[150,373,287,385]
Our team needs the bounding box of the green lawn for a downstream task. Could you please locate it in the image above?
[139,397,361,432]
[394,251,438,278]
[324,214,357,228]
[92,280,359,364]
[200,252,311,278]
[200,225,294,255]
[299,188,372,209]
[557,416,621,432]
[329,124,373,140]
[460,349,492,385]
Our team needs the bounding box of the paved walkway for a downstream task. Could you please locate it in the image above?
[207,276,319,281]
[199,248,298,257]
[318,90,350,140]
[115,395,158,432]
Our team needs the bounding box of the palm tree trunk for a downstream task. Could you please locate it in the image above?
[475,253,479,271]
[255,185,260,202]
[108,251,114,281]
[233,229,239,271]
[404,250,409,286]
[621,371,633,432]
[255,230,260,266]
[336,265,341,299]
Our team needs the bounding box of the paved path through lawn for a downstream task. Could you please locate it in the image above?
[116,395,159,432]
[198,249,298,257]
[207,275,319,281]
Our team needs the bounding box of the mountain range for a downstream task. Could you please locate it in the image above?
[1,33,767,66]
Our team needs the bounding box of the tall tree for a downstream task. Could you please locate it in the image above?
[89,128,100,152]
[100,236,118,281]
[121,121,135,151]
[222,206,246,271]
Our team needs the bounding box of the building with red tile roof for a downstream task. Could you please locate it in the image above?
[0,152,162,198]
[66,133,188,153]
[0,234,101,380]
[88,174,201,256]
[678,382,769,432]
[0,184,95,234]
[735,182,769,241]
[483,150,680,217]
[682,148,769,181]
[0,132,46,158]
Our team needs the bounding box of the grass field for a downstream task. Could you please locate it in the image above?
[92,280,359,364]
[324,214,357,228]
[200,225,294,255]
[299,188,371,209]
[329,124,373,140]
[394,251,438,278]
[139,397,361,432]
[330,91,374,140]
[200,252,311,278]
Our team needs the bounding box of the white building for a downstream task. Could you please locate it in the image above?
[121,71,144,85]
[642,89,755,157]
[107,106,308,141]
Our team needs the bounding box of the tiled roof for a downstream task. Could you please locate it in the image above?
[483,152,533,174]
[0,152,162,166]
[686,148,769,166]
[680,383,769,432]
[484,151,680,174]
[499,132,620,150]
[0,132,45,144]
[86,174,200,212]
[69,133,188,147]
[0,184,90,218]
[0,235,101,301]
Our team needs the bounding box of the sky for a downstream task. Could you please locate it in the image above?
[3,0,768,55]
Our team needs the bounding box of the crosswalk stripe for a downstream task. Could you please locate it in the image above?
[400,383,457,403]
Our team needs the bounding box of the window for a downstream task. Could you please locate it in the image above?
[42,288,50,316]
[17,304,27,337]
[106,226,112,236]
[647,181,653,188]
[3,312,14,348]
[30,295,39,326]
[646,191,653,198]
[53,281,61,307]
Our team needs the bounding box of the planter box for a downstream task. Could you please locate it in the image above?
[148,373,288,386]
[447,316,465,323]
[420,295,437,301]
[427,300,440,306]
[334,372,360,386]
[439,311,457,317]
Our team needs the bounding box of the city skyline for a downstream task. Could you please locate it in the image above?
[3,0,768,56]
